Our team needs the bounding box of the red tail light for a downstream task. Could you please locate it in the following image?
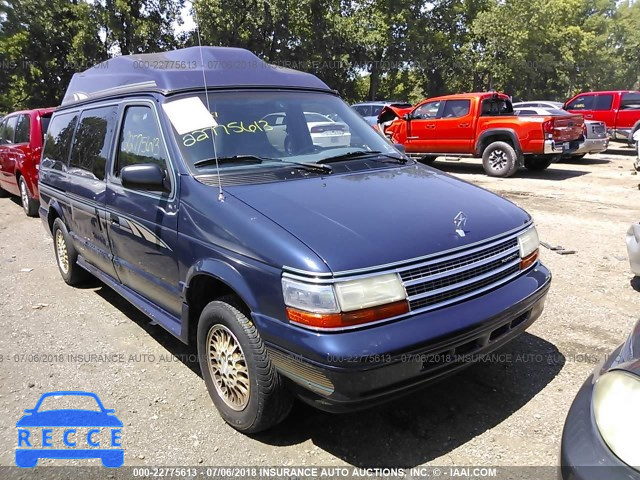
[542,119,554,134]
[582,123,587,135]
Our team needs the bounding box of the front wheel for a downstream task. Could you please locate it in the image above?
[19,177,38,217]
[524,156,553,171]
[197,298,292,433]
[482,141,518,177]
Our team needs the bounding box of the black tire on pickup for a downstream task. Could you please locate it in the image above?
[419,155,437,166]
[197,297,293,433]
[482,141,518,177]
[524,156,553,171]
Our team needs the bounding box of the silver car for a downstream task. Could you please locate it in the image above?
[262,112,351,152]
[514,106,608,158]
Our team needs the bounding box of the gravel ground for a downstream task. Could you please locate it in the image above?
[1,146,640,474]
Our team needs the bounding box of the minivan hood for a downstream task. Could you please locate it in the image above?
[228,164,530,273]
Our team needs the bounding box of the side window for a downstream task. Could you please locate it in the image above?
[566,95,594,111]
[69,106,118,181]
[3,116,18,144]
[116,105,170,189]
[40,115,52,143]
[413,101,441,119]
[42,112,79,170]
[593,94,613,111]
[621,92,640,110]
[353,105,371,116]
[442,100,471,118]
[14,115,31,144]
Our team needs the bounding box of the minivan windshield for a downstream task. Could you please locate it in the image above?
[162,91,399,174]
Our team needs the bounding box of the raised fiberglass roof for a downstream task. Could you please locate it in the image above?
[61,47,332,105]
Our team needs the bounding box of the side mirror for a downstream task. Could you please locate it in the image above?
[121,163,169,192]
[402,113,413,121]
[394,143,406,154]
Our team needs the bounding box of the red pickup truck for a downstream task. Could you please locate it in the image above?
[380,92,584,177]
[0,108,54,216]
[564,90,640,144]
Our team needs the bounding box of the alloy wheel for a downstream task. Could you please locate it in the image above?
[55,230,70,275]
[20,180,29,213]
[488,149,507,170]
[207,324,250,411]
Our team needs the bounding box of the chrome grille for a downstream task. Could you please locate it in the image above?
[400,235,523,312]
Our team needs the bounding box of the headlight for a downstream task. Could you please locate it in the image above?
[282,274,408,330]
[517,226,539,269]
[334,273,406,311]
[593,370,640,468]
[281,278,339,313]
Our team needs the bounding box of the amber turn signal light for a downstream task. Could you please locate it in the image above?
[287,300,410,329]
[520,249,539,270]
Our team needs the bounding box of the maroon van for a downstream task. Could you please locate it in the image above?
[0,108,55,216]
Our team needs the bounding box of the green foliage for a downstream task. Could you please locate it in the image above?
[0,0,638,113]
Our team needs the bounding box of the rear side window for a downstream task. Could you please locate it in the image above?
[116,105,170,179]
[69,106,118,181]
[14,115,30,144]
[42,112,79,170]
[566,95,594,110]
[593,94,613,111]
[40,115,52,143]
[621,92,640,110]
[442,100,471,118]
[352,105,371,116]
[2,116,18,144]
[480,98,513,116]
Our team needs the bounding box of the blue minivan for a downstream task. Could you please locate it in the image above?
[39,47,551,432]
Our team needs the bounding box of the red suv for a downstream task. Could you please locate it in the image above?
[0,108,54,216]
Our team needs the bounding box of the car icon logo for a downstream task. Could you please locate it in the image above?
[454,211,467,237]
[15,391,123,468]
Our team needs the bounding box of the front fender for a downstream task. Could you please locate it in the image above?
[184,258,259,312]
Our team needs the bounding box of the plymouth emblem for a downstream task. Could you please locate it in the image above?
[454,211,467,237]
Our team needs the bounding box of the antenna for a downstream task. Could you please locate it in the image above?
[193,2,224,202]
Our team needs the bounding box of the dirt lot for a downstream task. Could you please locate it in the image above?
[1,146,640,473]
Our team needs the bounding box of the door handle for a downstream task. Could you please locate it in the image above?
[109,213,120,225]
[426,124,436,129]
[585,114,593,119]
[458,123,470,127]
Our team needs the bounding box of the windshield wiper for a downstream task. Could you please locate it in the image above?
[194,154,332,173]
[193,155,267,168]
[318,150,407,165]
[277,160,333,173]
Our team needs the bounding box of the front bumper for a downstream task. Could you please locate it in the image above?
[257,263,551,412]
[570,137,609,156]
[559,345,640,480]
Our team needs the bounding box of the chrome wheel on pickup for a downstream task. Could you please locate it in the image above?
[55,229,70,275]
[482,141,518,178]
[197,298,292,433]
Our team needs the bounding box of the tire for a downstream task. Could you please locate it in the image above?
[482,141,518,177]
[52,218,88,285]
[19,177,38,217]
[419,155,437,166]
[524,156,553,171]
[197,297,292,433]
